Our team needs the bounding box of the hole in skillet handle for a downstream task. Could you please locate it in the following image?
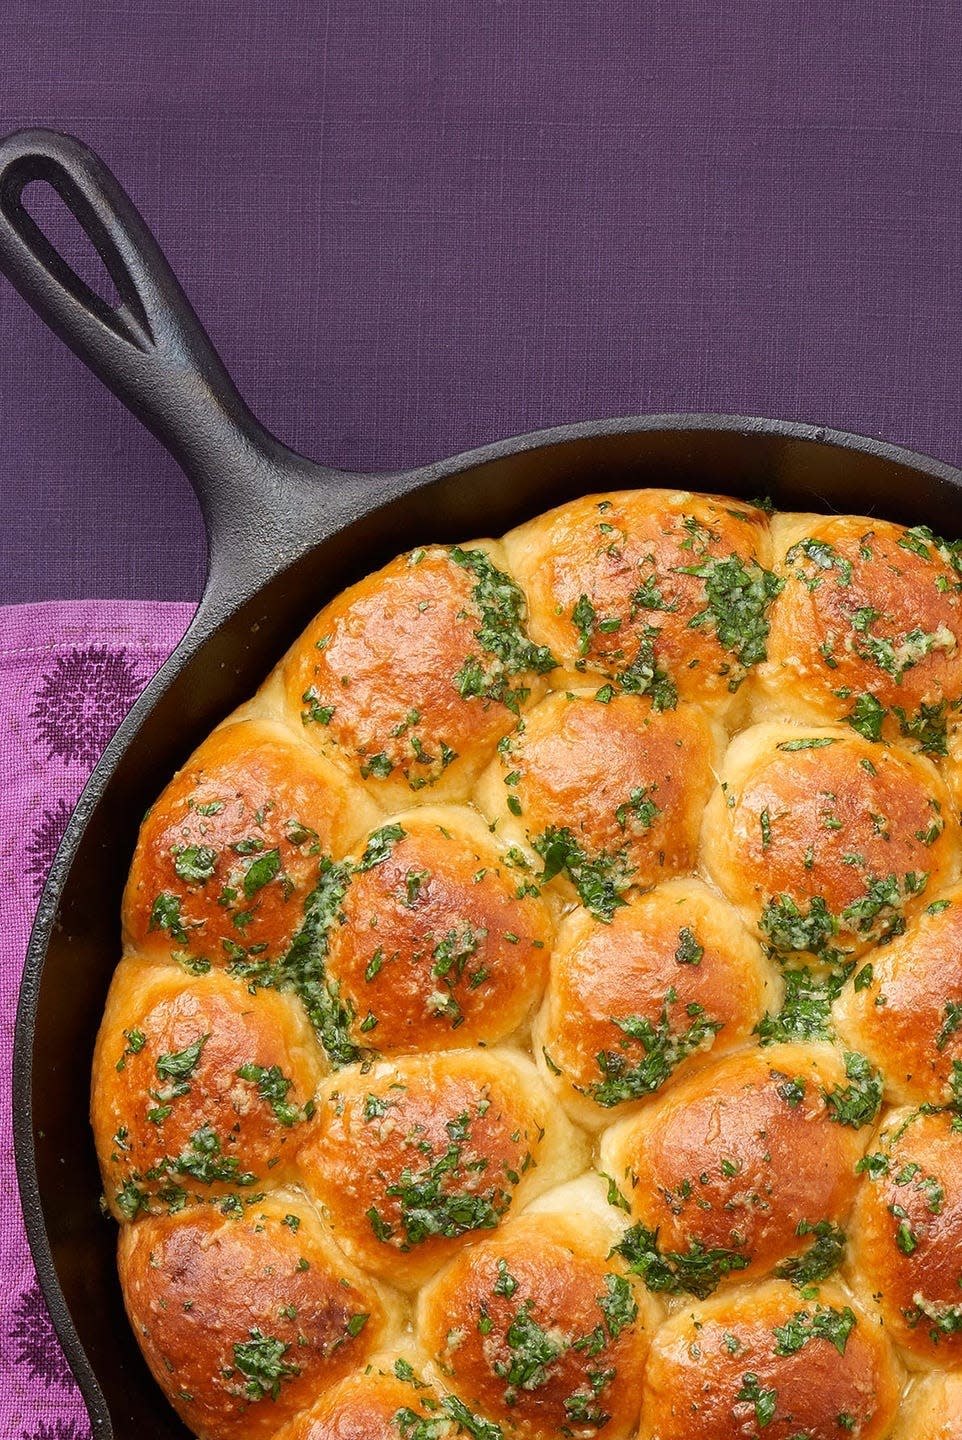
[18,174,123,313]
[0,134,155,354]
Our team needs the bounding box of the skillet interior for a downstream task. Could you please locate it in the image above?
[19,415,962,1439]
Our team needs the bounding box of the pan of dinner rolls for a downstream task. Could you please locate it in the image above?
[6,130,962,1440]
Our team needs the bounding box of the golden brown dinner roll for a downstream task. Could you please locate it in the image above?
[119,1193,396,1440]
[281,543,555,806]
[533,878,778,1128]
[267,1352,455,1440]
[323,806,551,1053]
[475,689,722,919]
[894,1369,962,1438]
[298,1049,585,1290]
[759,513,962,746]
[849,1106,962,1365]
[503,488,775,715]
[100,486,962,1440]
[600,1043,874,1294]
[701,721,960,961]
[123,719,371,972]
[92,959,321,1220]
[834,881,962,1106]
[417,1185,649,1440]
[637,1278,901,1440]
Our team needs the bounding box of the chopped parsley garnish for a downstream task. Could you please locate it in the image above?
[170,1126,257,1187]
[232,1328,301,1402]
[366,1109,512,1250]
[680,554,783,687]
[253,856,359,1068]
[495,1298,564,1398]
[851,619,956,683]
[301,686,335,725]
[588,989,723,1107]
[735,1373,777,1428]
[775,736,837,751]
[155,1033,208,1094]
[822,1051,883,1129]
[755,965,848,1045]
[774,1220,846,1287]
[242,847,281,898]
[675,926,704,966]
[171,845,217,884]
[532,825,632,922]
[631,573,676,615]
[775,1075,806,1108]
[896,523,962,574]
[573,593,599,656]
[613,1222,750,1299]
[428,923,488,1026]
[615,629,678,711]
[841,871,927,941]
[614,784,661,832]
[785,536,853,587]
[772,1303,856,1357]
[235,1062,311,1127]
[937,1001,962,1052]
[360,751,394,780]
[116,1027,146,1071]
[759,894,838,959]
[480,1263,632,1417]
[449,546,556,713]
[895,699,951,756]
[436,1397,503,1439]
[846,693,886,741]
[148,892,190,944]
[115,1178,149,1220]
[357,823,406,871]
[761,872,926,960]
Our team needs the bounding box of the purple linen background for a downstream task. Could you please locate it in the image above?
[5,2,962,603]
[0,601,193,1440]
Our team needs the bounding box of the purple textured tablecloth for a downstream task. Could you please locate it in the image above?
[6,2,962,603]
[0,601,194,1440]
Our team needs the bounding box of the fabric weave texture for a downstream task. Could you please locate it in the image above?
[0,601,193,1440]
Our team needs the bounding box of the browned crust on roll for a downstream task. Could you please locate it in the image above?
[476,689,722,907]
[281,543,552,803]
[504,488,773,712]
[638,1279,901,1440]
[601,1044,869,1286]
[325,807,551,1052]
[92,961,321,1219]
[533,878,778,1127]
[702,722,960,959]
[118,1196,394,1440]
[299,1049,585,1290]
[123,719,365,970]
[417,1209,648,1440]
[760,513,962,735]
[849,1107,962,1365]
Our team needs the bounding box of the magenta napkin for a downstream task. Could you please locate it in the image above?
[0,600,194,1440]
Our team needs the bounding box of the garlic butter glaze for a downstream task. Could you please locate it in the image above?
[93,491,962,1438]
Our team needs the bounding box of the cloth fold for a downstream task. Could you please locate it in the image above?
[0,600,194,1440]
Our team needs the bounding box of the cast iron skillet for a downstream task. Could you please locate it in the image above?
[3,126,962,1439]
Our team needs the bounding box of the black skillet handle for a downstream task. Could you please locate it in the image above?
[0,127,336,579]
